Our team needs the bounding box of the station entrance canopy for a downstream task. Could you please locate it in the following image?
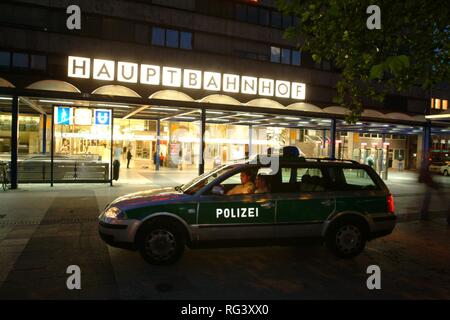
[0,74,447,131]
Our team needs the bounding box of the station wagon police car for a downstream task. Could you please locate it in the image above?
[99,150,396,265]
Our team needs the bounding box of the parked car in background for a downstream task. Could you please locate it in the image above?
[428,161,450,176]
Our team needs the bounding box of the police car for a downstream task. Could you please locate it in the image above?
[99,148,396,265]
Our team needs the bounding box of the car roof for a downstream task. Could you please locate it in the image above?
[228,156,369,168]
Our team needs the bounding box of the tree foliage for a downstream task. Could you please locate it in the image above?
[276,0,450,123]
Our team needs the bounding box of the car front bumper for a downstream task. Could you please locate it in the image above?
[98,218,141,250]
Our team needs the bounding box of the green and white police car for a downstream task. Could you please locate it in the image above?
[99,153,396,265]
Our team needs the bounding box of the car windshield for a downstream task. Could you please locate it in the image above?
[180,165,237,195]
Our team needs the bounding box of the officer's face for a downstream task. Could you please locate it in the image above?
[241,172,249,184]
[256,176,265,189]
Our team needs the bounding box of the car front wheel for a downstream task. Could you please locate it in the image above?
[137,222,185,265]
[326,219,367,258]
[444,169,449,176]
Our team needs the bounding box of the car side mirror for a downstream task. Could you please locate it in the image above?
[212,185,224,195]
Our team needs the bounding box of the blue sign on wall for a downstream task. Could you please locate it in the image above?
[94,109,111,125]
[55,107,72,125]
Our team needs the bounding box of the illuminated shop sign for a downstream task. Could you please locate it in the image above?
[55,107,73,125]
[68,56,306,100]
[54,106,111,126]
[94,109,111,125]
[74,108,92,125]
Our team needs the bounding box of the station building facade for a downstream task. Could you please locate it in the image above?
[0,0,449,187]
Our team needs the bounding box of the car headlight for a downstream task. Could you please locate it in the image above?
[103,206,127,220]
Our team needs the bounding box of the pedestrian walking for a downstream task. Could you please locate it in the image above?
[418,160,450,224]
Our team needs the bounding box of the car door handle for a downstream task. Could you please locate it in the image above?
[179,207,196,214]
[260,202,275,209]
[321,199,333,206]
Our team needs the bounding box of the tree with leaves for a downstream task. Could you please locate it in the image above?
[276,0,450,123]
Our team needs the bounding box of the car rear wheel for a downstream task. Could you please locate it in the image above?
[137,222,185,265]
[444,169,449,176]
[326,219,367,258]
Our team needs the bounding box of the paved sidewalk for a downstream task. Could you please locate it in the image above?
[0,190,118,299]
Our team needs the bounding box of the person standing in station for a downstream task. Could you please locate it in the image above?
[126,149,132,169]
[178,147,183,171]
[160,152,165,167]
[366,153,375,168]
[397,154,404,172]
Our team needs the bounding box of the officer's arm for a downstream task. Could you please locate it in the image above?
[227,186,236,195]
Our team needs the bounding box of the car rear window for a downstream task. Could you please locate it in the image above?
[328,167,380,191]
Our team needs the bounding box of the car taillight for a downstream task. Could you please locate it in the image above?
[387,194,395,214]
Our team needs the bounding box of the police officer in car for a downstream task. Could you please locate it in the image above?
[227,170,255,195]
[255,174,270,194]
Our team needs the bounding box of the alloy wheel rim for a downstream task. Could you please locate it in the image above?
[336,225,361,253]
[145,229,176,261]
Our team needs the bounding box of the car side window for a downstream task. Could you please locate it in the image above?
[208,167,258,196]
[271,165,326,194]
[328,167,379,191]
[222,173,242,185]
[296,167,326,192]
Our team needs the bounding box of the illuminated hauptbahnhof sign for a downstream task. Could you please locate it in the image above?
[68,56,306,100]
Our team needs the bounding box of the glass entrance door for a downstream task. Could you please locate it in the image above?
[52,106,112,182]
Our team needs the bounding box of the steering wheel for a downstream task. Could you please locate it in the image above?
[212,184,225,195]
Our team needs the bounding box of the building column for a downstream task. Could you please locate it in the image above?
[322,129,327,157]
[381,133,388,180]
[420,122,432,221]
[50,106,54,187]
[347,132,355,161]
[110,111,114,186]
[42,114,47,154]
[10,95,18,189]
[405,135,411,170]
[156,119,160,171]
[329,118,337,159]
[248,125,253,158]
[421,121,431,169]
[199,108,206,175]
